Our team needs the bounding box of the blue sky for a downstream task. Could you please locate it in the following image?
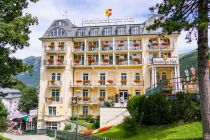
[14,0,197,59]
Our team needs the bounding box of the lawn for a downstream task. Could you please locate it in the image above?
[95,121,202,140]
[0,135,10,140]
[76,119,94,128]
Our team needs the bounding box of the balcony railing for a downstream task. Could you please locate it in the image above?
[48,80,62,87]
[115,46,128,51]
[71,97,100,105]
[148,45,174,50]
[87,47,99,52]
[45,97,62,104]
[44,60,66,66]
[72,80,144,87]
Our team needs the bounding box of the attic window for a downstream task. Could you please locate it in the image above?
[77,29,85,37]
[130,26,140,35]
[49,28,66,37]
[54,21,67,26]
[116,27,126,36]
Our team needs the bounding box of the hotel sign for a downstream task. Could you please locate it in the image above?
[153,58,178,65]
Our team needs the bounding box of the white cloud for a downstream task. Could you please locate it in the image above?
[13,0,198,59]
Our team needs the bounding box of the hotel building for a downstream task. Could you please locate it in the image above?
[37,15,180,130]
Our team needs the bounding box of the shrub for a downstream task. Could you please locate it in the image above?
[127,95,146,122]
[122,117,138,137]
[142,93,172,125]
[93,120,100,129]
[171,92,201,121]
[64,124,71,130]
[104,101,113,107]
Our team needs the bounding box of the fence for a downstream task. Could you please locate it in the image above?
[46,129,117,140]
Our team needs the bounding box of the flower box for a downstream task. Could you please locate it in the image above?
[133,43,140,47]
[98,80,105,84]
[76,80,82,83]
[88,59,96,63]
[98,97,104,101]
[89,45,96,48]
[74,45,80,49]
[83,97,90,101]
[84,80,91,83]
[58,44,64,47]
[103,58,110,63]
[50,80,55,85]
[47,59,53,63]
[78,97,82,101]
[134,80,140,83]
[162,42,169,46]
[107,80,113,84]
[103,44,109,47]
[118,58,124,62]
[118,43,124,47]
[74,59,80,63]
[132,57,141,63]
[152,42,159,46]
[48,44,54,48]
[121,80,127,84]
[57,59,64,63]
[48,97,54,101]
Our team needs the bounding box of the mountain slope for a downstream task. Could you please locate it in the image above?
[16,56,41,87]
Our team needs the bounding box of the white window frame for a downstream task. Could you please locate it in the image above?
[48,107,56,116]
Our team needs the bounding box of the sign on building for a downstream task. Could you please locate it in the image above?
[153,58,178,65]
[29,109,38,116]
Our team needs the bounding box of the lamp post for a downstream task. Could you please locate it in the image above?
[75,90,81,133]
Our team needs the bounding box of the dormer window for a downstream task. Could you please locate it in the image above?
[130,26,140,35]
[116,27,126,35]
[49,28,66,37]
[77,29,85,37]
[89,28,98,36]
[53,21,67,26]
[103,28,112,36]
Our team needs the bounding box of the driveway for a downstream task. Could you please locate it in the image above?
[2,133,54,140]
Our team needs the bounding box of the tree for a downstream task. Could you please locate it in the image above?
[0,0,38,87]
[148,0,209,138]
[17,83,38,113]
[0,100,8,132]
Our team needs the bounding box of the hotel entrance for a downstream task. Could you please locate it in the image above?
[119,90,128,103]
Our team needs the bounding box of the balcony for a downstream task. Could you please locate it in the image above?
[101,58,113,65]
[73,45,85,53]
[88,58,98,66]
[48,80,62,88]
[71,80,144,87]
[87,45,99,52]
[71,97,100,105]
[45,44,66,53]
[148,44,174,50]
[101,43,113,51]
[129,42,142,51]
[45,97,62,104]
[44,59,66,67]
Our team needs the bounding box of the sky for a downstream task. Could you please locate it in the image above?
[14,0,198,59]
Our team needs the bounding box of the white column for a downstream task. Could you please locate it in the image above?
[154,67,157,87]
[99,38,101,65]
[174,66,178,91]
[127,37,130,65]
[151,67,155,87]
[84,39,87,66]
[113,37,115,65]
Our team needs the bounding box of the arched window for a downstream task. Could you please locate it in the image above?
[52,73,56,80]
[162,72,167,81]
[49,28,66,37]
[57,73,61,81]
[135,73,140,80]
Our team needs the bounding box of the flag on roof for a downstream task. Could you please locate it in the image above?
[105,8,112,17]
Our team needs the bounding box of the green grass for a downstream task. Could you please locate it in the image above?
[0,135,10,140]
[95,121,202,140]
[76,119,94,128]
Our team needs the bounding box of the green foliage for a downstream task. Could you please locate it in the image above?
[0,0,38,87]
[0,100,8,132]
[93,119,100,129]
[171,92,201,121]
[127,95,146,122]
[14,80,38,113]
[143,93,172,125]
[64,124,71,131]
[104,101,113,107]
[122,117,138,137]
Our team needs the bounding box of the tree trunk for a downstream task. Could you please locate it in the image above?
[198,0,210,139]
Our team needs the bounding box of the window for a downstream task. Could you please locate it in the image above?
[89,28,98,36]
[135,73,140,80]
[57,73,61,81]
[100,73,106,85]
[135,90,141,95]
[52,73,56,81]
[51,89,60,102]
[103,28,112,36]
[121,73,127,80]
[116,27,126,35]
[100,90,106,98]
[46,122,58,130]
[130,26,140,35]
[49,107,56,116]
[49,28,66,37]
[77,29,85,37]
[82,106,88,116]
[83,73,89,81]
[83,89,88,98]
[54,21,67,26]
[162,72,167,81]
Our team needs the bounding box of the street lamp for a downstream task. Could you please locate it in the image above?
[75,90,81,133]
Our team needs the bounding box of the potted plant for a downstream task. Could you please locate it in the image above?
[118,43,124,47]
[50,80,55,85]
[47,59,53,63]
[103,58,109,63]
[83,97,90,101]
[88,58,96,64]
[89,45,95,48]
[84,80,90,84]
[134,80,140,84]
[57,59,64,63]
[162,42,169,46]
[78,97,82,101]
[118,57,124,63]
[133,43,140,47]
[103,43,109,48]
[132,57,140,63]
[107,80,113,84]
[98,97,104,102]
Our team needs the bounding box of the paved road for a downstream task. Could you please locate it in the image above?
[2,133,54,140]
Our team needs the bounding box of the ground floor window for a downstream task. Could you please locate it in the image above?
[82,106,88,116]
[46,122,58,130]
[135,90,141,95]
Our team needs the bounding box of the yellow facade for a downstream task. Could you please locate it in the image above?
[37,16,180,130]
